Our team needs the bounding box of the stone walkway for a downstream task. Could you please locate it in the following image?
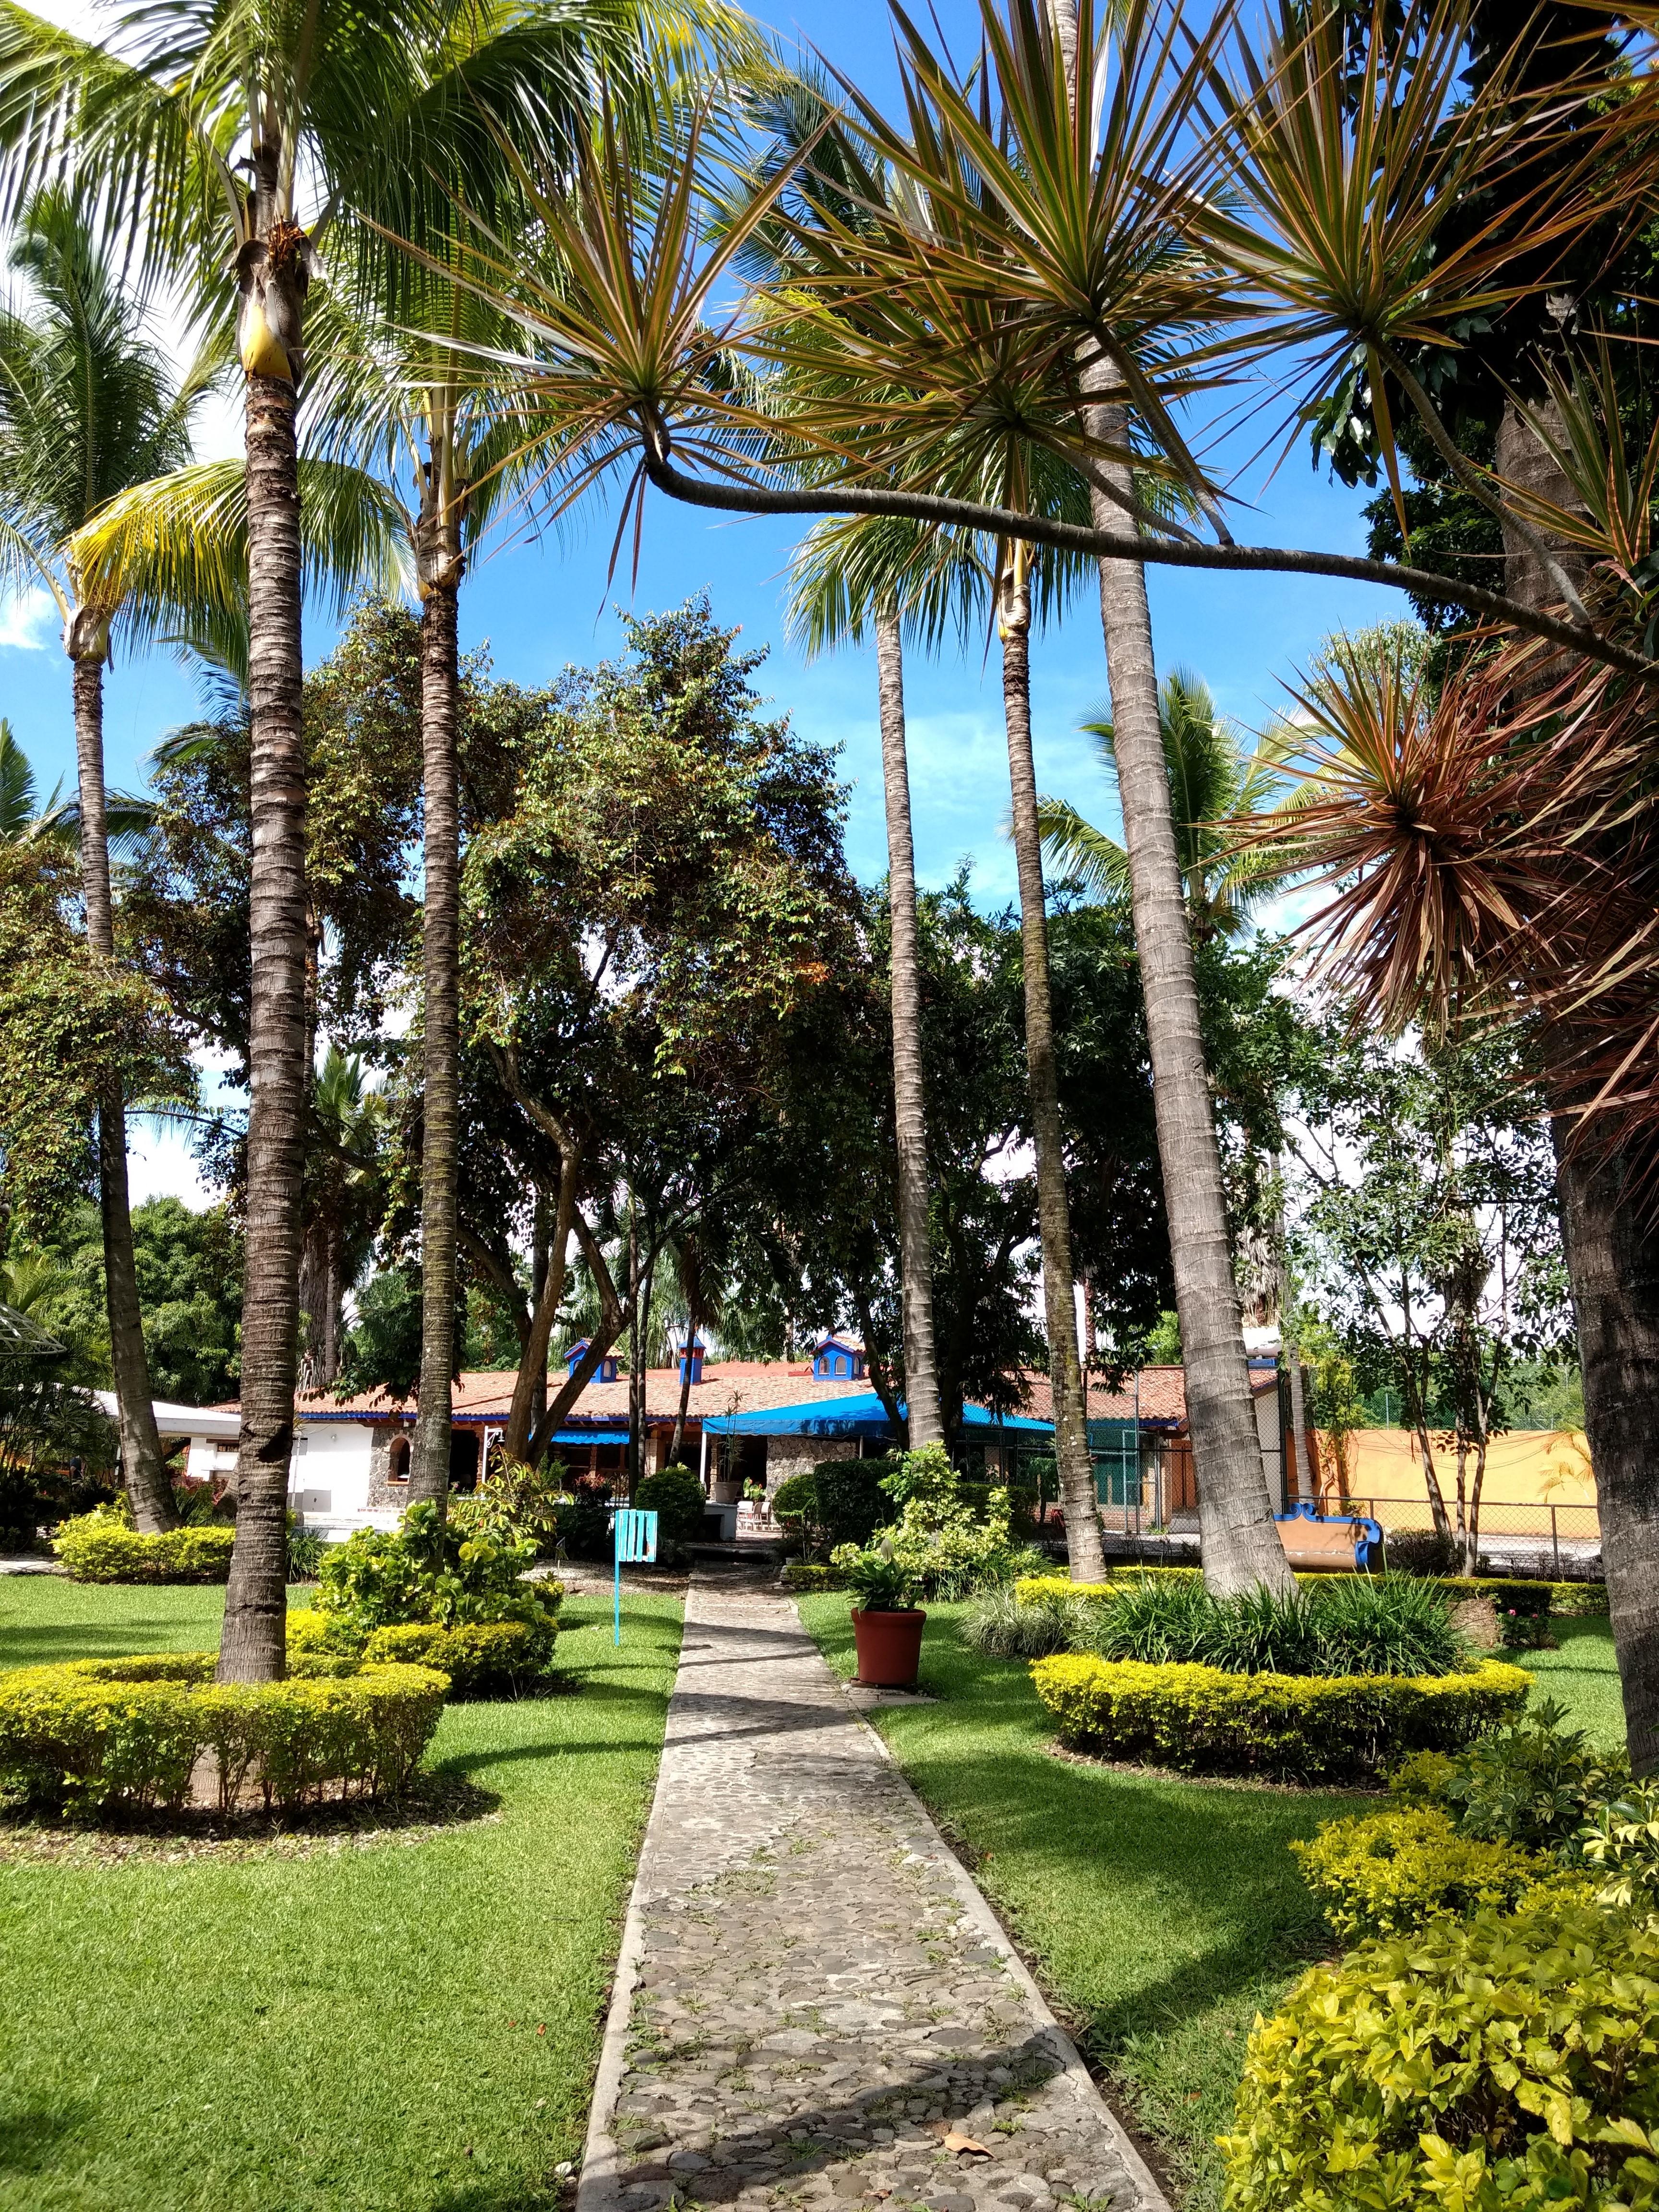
[578,1575,1167,2212]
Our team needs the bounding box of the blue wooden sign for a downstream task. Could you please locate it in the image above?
[612,1508,658,1644]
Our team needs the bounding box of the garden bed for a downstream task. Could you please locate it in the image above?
[796,1594,1360,2212]
[0,1574,683,2209]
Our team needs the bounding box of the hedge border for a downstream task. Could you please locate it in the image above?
[53,1516,237,1585]
[1029,1652,1533,1783]
[0,1651,447,1813]
[1013,1570,1607,1614]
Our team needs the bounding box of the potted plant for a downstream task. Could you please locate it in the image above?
[845,1542,926,1688]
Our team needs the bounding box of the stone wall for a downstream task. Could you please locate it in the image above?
[765,1436,856,1498]
[365,1422,414,1512]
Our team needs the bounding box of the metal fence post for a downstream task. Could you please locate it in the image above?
[1551,1507,1561,1581]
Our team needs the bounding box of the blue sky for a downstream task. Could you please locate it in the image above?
[8,0,1403,1194]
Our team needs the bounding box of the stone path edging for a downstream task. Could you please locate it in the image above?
[577,1575,1169,2212]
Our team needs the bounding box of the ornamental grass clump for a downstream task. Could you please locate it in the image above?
[1082,1573,1465,1679]
[962,1585,1082,1659]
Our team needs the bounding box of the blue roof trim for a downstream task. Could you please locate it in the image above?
[702,1390,1052,1439]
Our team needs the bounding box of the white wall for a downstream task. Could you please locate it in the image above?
[288,1421,377,1522]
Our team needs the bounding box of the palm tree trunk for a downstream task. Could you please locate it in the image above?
[998,567,1106,1584]
[217,369,308,1684]
[670,1294,698,1466]
[71,647,175,1535]
[409,570,463,1514]
[875,609,945,1449]
[1492,394,1659,1767]
[1083,438,1293,1596]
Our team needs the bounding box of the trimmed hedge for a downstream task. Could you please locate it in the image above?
[781,1563,848,1593]
[0,1651,446,1813]
[1029,1653,1532,1784]
[1015,1569,1197,1605]
[1219,1892,1659,2212]
[1013,1568,1606,1611]
[1290,1803,1562,1940]
[288,1607,559,1697]
[53,1515,236,1585]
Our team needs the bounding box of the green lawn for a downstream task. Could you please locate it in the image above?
[1524,1615,1626,1745]
[0,1574,682,2212]
[796,1597,1358,2212]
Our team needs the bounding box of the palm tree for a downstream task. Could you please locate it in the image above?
[298,1047,383,1391]
[786,517,957,1450]
[1037,671,1293,940]
[0,0,672,1677]
[0,191,217,1533]
[330,6,764,1523]
[988,542,1107,1576]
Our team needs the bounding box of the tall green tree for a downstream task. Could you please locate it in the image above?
[0,0,658,1673]
[785,516,965,1451]
[1037,672,1294,939]
[0,190,212,1530]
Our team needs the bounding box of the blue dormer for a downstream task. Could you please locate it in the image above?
[566,1337,620,1384]
[812,1333,866,1382]
[673,1328,707,1387]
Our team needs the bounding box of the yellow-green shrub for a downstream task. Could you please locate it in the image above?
[1290,1804,1561,1941]
[0,1651,445,1812]
[1029,1653,1531,1784]
[288,1602,559,1697]
[1218,1892,1659,2212]
[1013,1567,1201,1605]
[361,1619,553,1697]
[53,1512,236,1584]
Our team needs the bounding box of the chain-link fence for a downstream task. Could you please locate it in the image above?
[1012,1438,1602,1581]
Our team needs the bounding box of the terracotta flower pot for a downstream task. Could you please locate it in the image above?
[851,1606,926,1688]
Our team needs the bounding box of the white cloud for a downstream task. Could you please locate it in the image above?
[126,1123,220,1208]
[0,586,60,653]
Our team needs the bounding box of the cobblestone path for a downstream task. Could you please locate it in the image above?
[578,1575,1166,2212]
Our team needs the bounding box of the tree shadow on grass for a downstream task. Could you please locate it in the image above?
[0,2101,93,2174]
[0,1770,503,1867]
[0,1620,217,1667]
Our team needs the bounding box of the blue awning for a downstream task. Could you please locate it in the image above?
[546,1426,629,1446]
[701,1391,1053,1440]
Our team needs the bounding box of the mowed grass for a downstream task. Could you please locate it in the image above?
[1525,1615,1626,1745]
[796,1597,1357,2212]
[0,1574,682,2212]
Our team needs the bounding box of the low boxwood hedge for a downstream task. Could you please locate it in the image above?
[1290,1803,1565,1940]
[0,1651,446,1813]
[287,1609,556,1698]
[1219,1891,1659,2212]
[1029,1653,1532,1784]
[1012,1568,1606,1613]
[53,1514,236,1585]
[781,1563,848,1593]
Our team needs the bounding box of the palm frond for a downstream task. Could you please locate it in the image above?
[67,456,412,648]
[1034,795,1131,902]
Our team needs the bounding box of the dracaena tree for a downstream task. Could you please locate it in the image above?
[415,0,1659,1592]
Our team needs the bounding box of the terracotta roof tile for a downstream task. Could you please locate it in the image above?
[294,1361,878,1427]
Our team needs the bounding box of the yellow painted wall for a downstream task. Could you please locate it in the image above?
[1315,1427,1597,1535]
